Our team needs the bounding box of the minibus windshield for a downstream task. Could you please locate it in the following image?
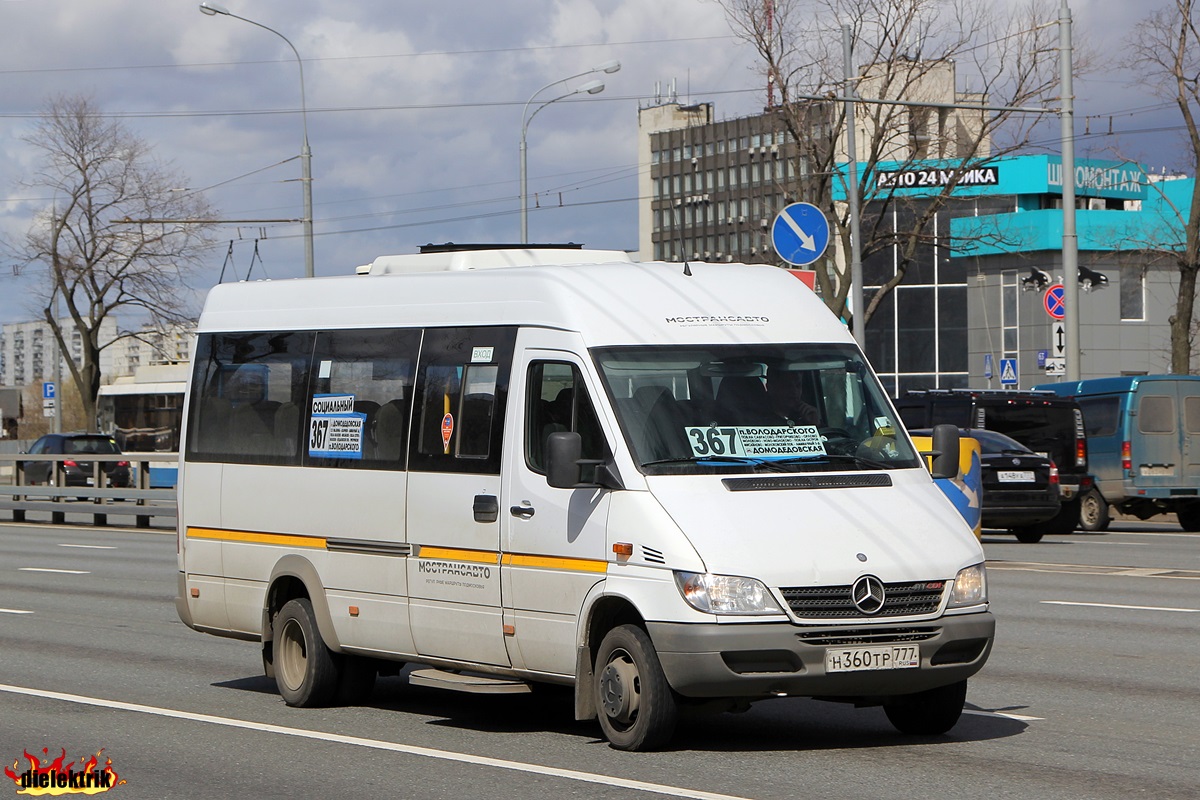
[593,343,921,475]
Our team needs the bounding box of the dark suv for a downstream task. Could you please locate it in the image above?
[895,389,1091,536]
[23,433,132,488]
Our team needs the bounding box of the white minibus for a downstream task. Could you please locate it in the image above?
[176,247,993,751]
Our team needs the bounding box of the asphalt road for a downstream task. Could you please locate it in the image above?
[1,520,1197,799]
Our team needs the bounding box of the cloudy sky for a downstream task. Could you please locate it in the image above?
[0,0,1189,327]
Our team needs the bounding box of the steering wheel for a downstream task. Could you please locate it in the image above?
[818,427,857,455]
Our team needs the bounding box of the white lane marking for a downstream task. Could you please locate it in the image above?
[1041,600,1199,613]
[58,544,117,550]
[989,561,1200,580]
[963,709,1043,722]
[0,608,34,615]
[18,568,90,575]
[0,683,755,800]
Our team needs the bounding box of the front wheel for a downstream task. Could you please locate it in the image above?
[273,598,339,707]
[594,624,678,751]
[1079,489,1110,532]
[883,679,968,735]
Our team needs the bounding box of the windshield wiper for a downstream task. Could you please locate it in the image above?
[761,453,894,471]
[639,455,764,467]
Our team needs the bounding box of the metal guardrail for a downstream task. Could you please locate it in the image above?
[0,453,177,528]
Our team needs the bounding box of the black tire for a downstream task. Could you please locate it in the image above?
[1177,502,1200,532]
[1012,526,1044,544]
[883,679,968,735]
[594,624,678,751]
[1026,496,1081,538]
[1079,489,1110,532]
[273,598,339,707]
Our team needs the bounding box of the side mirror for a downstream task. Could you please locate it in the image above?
[545,431,622,490]
[930,424,960,480]
[546,432,584,489]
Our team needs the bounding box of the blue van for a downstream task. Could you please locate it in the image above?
[1034,376,1200,531]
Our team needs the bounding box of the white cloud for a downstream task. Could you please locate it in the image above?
[0,0,1189,332]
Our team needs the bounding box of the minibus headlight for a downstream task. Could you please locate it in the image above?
[948,563,987,608]
[674,572,784,615]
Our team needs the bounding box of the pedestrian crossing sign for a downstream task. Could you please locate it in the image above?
[999,357,1018,386]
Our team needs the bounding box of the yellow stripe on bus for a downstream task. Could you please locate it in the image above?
[501,553,608,573]
[187,527,327,549]
[417,546,500,565]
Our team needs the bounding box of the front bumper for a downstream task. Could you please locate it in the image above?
[648,611,994,699]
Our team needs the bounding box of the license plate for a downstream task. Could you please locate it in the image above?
[998,470,1035,482]
[1140,465,1175,476]
[825,645,920,673]
[85,477,95,486]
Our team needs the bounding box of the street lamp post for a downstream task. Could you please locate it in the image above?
[199,1,315,278]
[520,60,619,243]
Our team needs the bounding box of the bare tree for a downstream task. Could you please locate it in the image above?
[1127,0,1200,373]
[720,0,1065,329]
[8,94,216,429]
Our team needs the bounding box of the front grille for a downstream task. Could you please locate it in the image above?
[797,626,942,647]
[780,580,945,619]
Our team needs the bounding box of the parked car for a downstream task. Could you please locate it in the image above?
[912,428,1060,543]
[22,433,132,488]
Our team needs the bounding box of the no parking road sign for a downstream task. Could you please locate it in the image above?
[771,202,830,267]
[1044,284,1066,320]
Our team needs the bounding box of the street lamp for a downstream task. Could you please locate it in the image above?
[520,60,620,243]
[199,1,315,278]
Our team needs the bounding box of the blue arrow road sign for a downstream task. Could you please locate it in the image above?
[771,202,830,267]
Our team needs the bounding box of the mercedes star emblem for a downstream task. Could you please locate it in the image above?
[851,575,886,615]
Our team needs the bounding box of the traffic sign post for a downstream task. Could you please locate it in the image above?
[1051,321,1066,357]
[983,353,993,380]
[1044,284,1066,320]
[42,381,56,418]
[999,357,1018,387]
[771,202,830,267]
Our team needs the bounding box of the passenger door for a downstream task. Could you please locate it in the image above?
[501,345,613,676]
[406,327,516,666]
[1181,384,1200,483]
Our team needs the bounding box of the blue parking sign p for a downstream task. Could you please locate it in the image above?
[43,382,55,400]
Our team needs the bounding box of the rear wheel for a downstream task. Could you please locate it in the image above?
[1027,496,1081,538]
[883,679,968,735]
[273,598,339,707]
[1177,502,1200,532]
[1011,526,1044,544]
[1079,489,1110,532]
[594,624,678,751]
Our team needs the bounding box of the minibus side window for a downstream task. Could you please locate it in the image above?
[305,328,420,470]
[525,362,607,473]
[1077,396,1120,437]
[186,331,314,465]
[408,326,516,475]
